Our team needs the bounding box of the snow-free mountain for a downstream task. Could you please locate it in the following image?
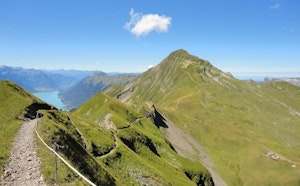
[1,49,300,185]
[106,49,300,185]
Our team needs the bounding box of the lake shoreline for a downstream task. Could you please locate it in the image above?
[33,90,66,110]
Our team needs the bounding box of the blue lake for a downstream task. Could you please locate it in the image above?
[33,91,65,110]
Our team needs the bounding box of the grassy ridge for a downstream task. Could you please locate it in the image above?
[37,110,115,185]
[74,92,213,185]
[74,93,139,129]
[0,80,43,174]
[111,49,300,185]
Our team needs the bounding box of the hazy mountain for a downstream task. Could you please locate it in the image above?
[105,49,300,185]
[59,72,138,110]
[264,77,300,87]
[42,69,100,81]
[0,66,78,92]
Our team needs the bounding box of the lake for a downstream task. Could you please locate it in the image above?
[33,91,65,110]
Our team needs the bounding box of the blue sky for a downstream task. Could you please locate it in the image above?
[0,0,299,76]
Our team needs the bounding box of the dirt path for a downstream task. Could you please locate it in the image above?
[100,133,119,159]
[0,119,46,186]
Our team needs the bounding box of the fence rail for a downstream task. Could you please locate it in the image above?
[35,114,97,186]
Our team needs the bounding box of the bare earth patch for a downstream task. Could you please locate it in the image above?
[98,113,117,130]
[162,118,227,186]
[0,119,46,186]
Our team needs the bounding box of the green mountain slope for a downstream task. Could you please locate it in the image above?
[0,80,115,185]
[0,80,53,173]
[107,49,300,185]
[73,93,213,185]
[59,72,137,109]
[3,49,299,185]
[37,110,116,185]
[0,79,211,185]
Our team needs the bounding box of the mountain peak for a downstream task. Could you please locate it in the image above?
[114,49,234,104]
[167,49,192,61]
[162,49,210,69]
[170,49,189,55]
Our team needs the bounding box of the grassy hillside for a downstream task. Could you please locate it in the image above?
[0,80,49,174]
[0,79,212,185]
[108,49,300,185]
[73,92,213,185]
[3,49,299,185]
[37,110,116,185]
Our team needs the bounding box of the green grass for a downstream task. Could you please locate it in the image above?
[36,136,87,186]
[101,127,209,186]
[37,110,115,185]
[75,93,139,129]
[0,78,214,185]
[0,80,42,174]
[68,114,115,156]
[74,91,213,185]
[35,98,212,185]
[107,49,300,185]
[155,79,300,185]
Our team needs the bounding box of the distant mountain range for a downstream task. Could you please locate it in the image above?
[42,69,100,81]
[264,77,300,87]
[0,66,138,109]
[0,66,100,92]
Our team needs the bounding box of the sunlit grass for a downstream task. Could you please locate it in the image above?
[112,50,300,185]
[0,80,39,174]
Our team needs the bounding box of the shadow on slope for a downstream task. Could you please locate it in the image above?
[152,105,168,128]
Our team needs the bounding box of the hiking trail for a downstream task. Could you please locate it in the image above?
[0,119,46,186]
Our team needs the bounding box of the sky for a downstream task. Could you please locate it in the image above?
[0,0,299,76]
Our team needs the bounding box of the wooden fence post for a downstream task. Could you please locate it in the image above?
[54,143,58,185]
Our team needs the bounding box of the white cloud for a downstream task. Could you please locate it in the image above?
[147,65,154,69]
[137,64,155,72]
[270,3,280,9]
[125,9,172,37]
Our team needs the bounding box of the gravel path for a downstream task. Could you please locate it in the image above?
[0,119,46,186]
